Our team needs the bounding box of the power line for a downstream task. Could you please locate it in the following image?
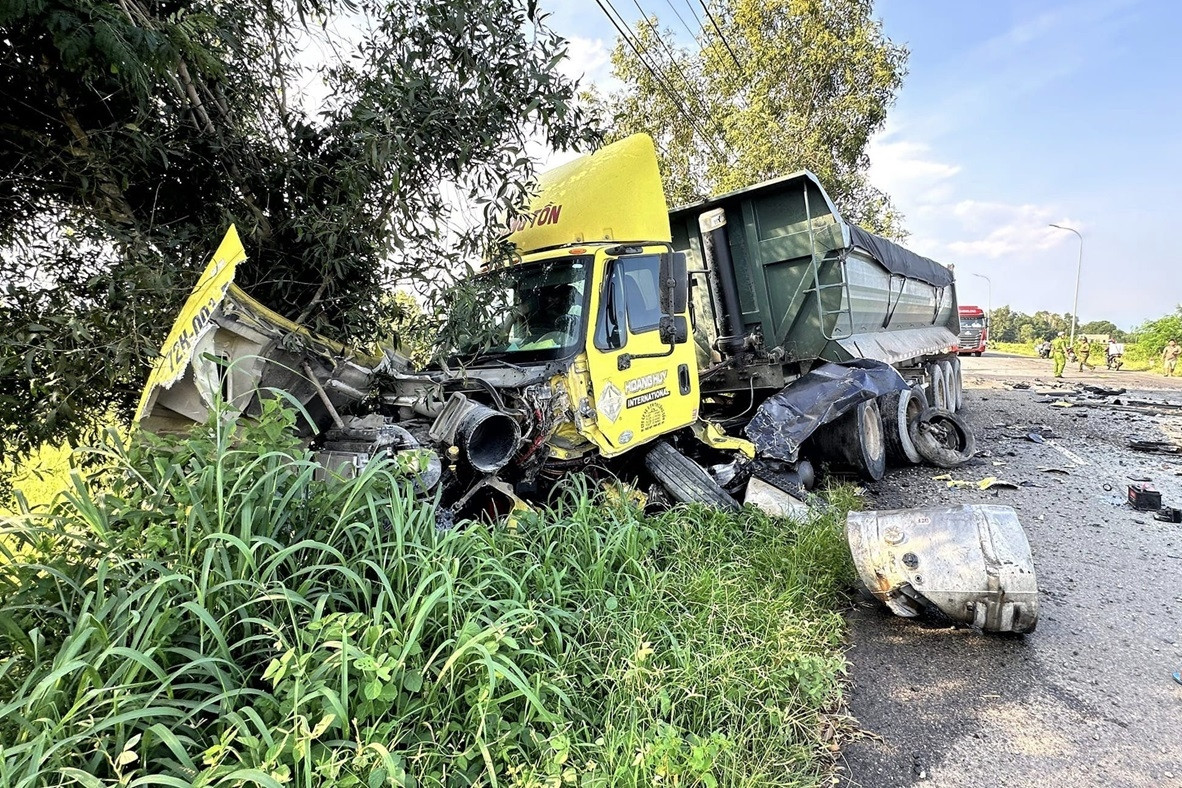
[633,0,731,149]
[698,0,743,71]
[662,0,699,41]
[595,0,729,160]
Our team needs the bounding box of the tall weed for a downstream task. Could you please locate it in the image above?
[0,402,855,787]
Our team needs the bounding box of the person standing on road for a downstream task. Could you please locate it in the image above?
[1077,337,1096,371]
[1162,339,1180,377]
[1051,332,1068,378]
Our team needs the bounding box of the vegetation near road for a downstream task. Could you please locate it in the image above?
[0,404,856,787]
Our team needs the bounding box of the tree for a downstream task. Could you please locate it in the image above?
[0,0,597,459]
[596,0,908,236]
[1134,307,1182,356]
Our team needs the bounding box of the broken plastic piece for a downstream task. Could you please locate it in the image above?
[744,476,809,519]
[846,504,1039,633]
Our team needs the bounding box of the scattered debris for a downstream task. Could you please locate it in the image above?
[1127,474,1152,482]
[1128,484,1162,511]
[846,504,1039,633]
[1081,385,1126,396]
[1128,438,1181,454]
[1154,507,1182,523]
[1011,382,1031,390]
[1026,432,1046,444]
[1038,467,1070,474]
[744,476,810,519]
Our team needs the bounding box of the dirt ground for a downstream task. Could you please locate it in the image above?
[839,352,1182,788]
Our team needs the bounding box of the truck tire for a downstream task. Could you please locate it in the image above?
[910,382,929,411]
[927,363,948,410]
[908,407,976,468]
[939,360,957,413]
[644,441,740,511]
[809,398,886,481]
[880,388,924,465]
[951,357,964,411]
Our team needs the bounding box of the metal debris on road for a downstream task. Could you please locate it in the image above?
[846,504,1039,633]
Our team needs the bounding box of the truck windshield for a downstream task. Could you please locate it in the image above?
[440,256,592,365]
[962,318,985,329]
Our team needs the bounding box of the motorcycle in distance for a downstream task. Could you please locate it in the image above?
[1037,340,1052,359]
[1107,341,1125,370]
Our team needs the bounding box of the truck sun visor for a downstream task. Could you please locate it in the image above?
[744,359,910,463]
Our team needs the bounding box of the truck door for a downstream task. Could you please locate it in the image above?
[583,248,700,455]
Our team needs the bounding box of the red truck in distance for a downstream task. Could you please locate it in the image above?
[956,305,988,356]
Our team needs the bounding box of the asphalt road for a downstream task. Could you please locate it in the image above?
[839,352,1182,788]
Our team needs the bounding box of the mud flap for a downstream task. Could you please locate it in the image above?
[846,504,1039,634]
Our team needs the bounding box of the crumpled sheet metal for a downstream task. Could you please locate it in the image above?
[744,359,909,463]
[846,504,1039,634]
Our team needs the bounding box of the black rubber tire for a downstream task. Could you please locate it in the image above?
[908,407,977,468]
[974,351,982,357]
[926,363,948,410]
[952,357,964,411]
[939,360,956,414]
[808,399,886,481]
[880,388,924,466]
[910,382,929,411]
[644,441,740,511]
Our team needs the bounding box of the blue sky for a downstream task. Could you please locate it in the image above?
[544,0,1181,329]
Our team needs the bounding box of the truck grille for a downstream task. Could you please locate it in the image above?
[959,330,982,346]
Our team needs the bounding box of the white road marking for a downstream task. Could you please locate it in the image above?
[1046,439,1090,466]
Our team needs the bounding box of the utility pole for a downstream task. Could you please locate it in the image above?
[1049,224,1083,346]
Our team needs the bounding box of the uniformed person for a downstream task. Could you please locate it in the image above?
[1051,332,1068,378]
[1162,339,1181,377]
[1077,337,1095,371]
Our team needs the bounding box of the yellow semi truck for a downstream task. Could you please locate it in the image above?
[139,134,965,520]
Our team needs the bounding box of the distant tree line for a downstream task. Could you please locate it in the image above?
[988,304,1182,356]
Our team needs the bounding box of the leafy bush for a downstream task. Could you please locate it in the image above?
[0,402,854,786]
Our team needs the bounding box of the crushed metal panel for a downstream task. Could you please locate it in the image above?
[846,504,1039,634]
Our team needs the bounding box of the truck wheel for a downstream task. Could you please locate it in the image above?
[974,351,982,357]
[926,363,948,410]
[644,441,740,512]
[939,360,957,414]
[809,399,886,481]
[908,407,976,468]
[880,388,924,465]
[951,358,965,411]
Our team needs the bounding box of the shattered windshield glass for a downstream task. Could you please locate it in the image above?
[440,256,591,365]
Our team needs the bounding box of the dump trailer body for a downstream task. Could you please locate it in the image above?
[669,173,959,384]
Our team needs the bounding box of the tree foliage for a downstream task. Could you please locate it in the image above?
[596,0,907,235]
[0,0,597,458]
[1133,307,1182,356]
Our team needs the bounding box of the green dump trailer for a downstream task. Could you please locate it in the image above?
[669,172,960,397]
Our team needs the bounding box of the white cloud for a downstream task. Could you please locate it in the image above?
[558,35,618,92]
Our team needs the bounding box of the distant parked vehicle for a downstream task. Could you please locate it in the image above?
[955,305,988,356]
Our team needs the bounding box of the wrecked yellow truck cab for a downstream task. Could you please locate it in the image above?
[139,133,1043,632]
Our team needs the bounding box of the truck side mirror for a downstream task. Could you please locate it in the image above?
[659,315,689,345]
[658,252,689,315]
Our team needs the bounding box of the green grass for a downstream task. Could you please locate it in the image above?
[992,342,1038,358]
[992,341,1159,372]
[0,402,856,787]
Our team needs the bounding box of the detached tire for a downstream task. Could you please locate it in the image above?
[909,407,976,468]
[645,441,740,511]
[880,388,924,465]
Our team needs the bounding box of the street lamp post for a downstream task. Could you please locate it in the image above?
[1049,223,1083,346]
[970,272,992,326]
